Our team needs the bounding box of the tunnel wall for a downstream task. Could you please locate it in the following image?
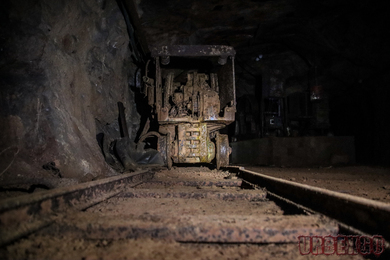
[231,137,355,167]
[0,0,140,184]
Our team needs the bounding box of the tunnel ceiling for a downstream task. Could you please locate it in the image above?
[136,0,388,75]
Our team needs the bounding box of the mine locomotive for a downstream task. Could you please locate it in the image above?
[141,45,236,169]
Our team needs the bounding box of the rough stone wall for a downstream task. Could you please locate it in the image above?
[0,0,140,184]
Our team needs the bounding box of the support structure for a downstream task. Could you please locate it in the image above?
[141,45,236,169]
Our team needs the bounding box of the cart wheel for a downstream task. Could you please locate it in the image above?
[216,133,231,170]
[167,133,173,170]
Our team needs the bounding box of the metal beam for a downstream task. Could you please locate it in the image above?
[151,45,236,57]
[229,166,390,243]
[0,170,154,246]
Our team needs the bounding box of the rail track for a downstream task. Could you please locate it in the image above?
[0,166,389,259]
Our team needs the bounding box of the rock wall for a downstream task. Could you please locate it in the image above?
[0,0,140,185]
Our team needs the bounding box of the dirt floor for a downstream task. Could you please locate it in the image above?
[245,165,390,203]
[0,166,388,259]
[3,235,370,260]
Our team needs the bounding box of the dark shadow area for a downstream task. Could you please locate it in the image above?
[172,163,217,170]
[0,184,51,194]
[131,61,159,145]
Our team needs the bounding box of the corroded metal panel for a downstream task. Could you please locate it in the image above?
[176,123,215,164]
[151,45,236,57]
[216,133,231,169]
[143,45,236,167]
[0,170,154,246]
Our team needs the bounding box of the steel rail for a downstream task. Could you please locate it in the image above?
[227,166,390,243]
[0,169,154,247]
[2,165,389,249]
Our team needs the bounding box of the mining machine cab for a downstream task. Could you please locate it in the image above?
[141,45,236,169]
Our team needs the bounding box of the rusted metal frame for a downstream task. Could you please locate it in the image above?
[231,56,236,106]
[150,45,236,57]
[163,72,173,109]
[216,133,230,169]
[155,56,162,110]
[166,132,173,169]
[217,58,236,117]
[138,131,161,143]
[228,166,390,243]
[207,123,225,133]
[0,170,154,246]
[162,117,234,124]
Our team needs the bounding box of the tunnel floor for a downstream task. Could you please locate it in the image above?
[2,166,374,260]
[245,165,390,203]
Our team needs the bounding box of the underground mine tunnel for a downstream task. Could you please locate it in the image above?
[0,0,390,258]
[1,0,389,185]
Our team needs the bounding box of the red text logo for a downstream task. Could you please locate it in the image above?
[298,235,385,256]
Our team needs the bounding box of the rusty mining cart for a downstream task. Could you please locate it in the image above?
[140,45,236,169]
